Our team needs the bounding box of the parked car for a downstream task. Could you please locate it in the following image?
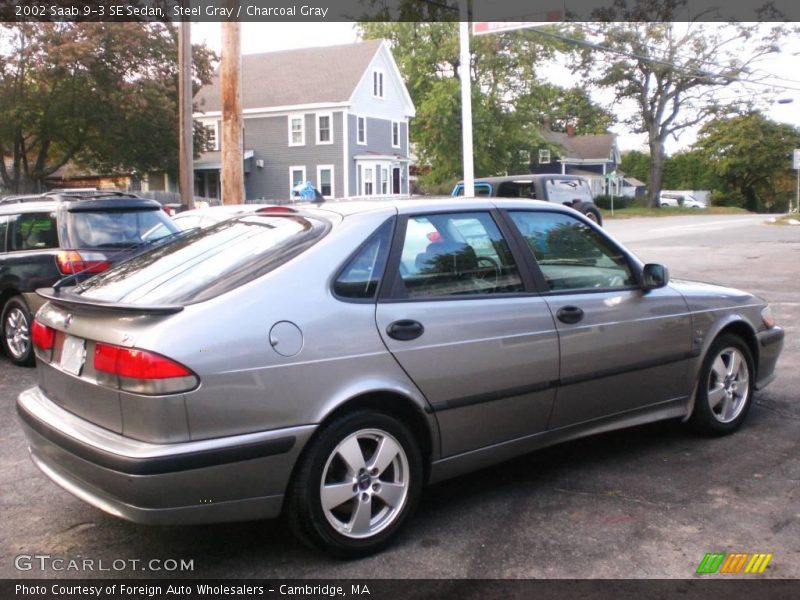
[171,204,277,230]
[18,199,783,557]
[452,174,603,224]
[0,191,178,365]
[659,191,707,209]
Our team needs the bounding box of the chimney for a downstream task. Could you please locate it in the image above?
[566,124,576,137]
[542,114,551,131]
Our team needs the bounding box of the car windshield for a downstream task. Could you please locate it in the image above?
[63,209,178,249]
[74,214,328,305]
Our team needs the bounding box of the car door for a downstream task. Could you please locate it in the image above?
[375,209,560,457]
[505,210,693,429]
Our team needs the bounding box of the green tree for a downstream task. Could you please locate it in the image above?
[359,22,613,187]
[619,150,650,184]
[577,5,788,207]
[0,23,215,193]
[693,112,800,212]
[662,150,716,190]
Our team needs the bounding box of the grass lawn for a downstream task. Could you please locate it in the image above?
[601,206,751,219]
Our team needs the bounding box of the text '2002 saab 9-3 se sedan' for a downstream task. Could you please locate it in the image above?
[17,199,783,557]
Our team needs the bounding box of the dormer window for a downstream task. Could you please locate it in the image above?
[373,70,384,99]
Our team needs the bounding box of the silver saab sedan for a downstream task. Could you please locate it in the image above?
[17,199,784,557]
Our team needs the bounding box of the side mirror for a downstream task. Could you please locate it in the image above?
[642,263,669,291]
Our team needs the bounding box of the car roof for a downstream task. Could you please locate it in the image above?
[280,197,576,219]
[174,203,277,219]
[0,192,159,215]
[455,174,588,186]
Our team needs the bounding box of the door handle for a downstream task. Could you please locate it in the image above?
[556,306,584,324]
[386,319,425,341]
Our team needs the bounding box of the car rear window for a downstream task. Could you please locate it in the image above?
[63,209,177,249]
[75,214,328,305]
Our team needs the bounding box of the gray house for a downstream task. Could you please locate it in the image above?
[193,39,416,202]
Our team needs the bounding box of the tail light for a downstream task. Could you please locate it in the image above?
[56,250,110,275]
[31,320,56,360]
[93,343,198,395]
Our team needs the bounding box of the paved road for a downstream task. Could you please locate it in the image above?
[1,215,798,580]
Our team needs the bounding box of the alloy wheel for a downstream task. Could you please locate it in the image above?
[319,428,410,539]
[4,307,30,360]
[707,347,750,424]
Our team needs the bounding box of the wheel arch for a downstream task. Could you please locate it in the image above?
[683,317,759,422]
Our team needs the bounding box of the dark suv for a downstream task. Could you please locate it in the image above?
[0,191,178,365]
[452,174,603,225]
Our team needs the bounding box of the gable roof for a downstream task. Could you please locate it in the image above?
[541,130,617,161]
[195,39,385,113]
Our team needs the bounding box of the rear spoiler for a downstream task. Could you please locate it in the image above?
[36,287,184,315]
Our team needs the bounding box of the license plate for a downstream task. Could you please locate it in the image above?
[60,335,86,376]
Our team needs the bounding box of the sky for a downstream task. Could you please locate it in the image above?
[191,22,800,155]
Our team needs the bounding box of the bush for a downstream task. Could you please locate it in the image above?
[593,194,634,209]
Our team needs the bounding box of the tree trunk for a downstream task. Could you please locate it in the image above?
[648,137,665,208]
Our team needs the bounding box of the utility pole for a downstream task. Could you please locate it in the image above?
[178,20,195,209]
[458,0,474,198]
[221,18,244,205]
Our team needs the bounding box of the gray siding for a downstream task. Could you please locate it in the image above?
[348,114,409,196]
[243,112,344,200]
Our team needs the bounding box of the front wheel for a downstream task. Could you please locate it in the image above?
[687,334,754,436]
[1,296,34,366]
[286,411,423,558]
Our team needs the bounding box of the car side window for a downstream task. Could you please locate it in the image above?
[0,216,9,252]
[334,219,394,300]
[395,212,523,298]
[497,181,535,199]
[508,211,635,292]
[9,213,58,251]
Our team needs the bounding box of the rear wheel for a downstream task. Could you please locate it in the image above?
[1,296,34,366]
[287,410,423,558]
[687,334,754,436]
[579,205,603,226]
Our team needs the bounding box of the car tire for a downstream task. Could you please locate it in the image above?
[286,410,423,558]
[1,295,35,367]
[687,334,754,436]
[580,205,603,226]
[661,203,670,207]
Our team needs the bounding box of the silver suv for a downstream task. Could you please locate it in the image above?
[17,199,783,557]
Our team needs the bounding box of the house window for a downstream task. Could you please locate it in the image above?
[204,122,218,151]
[317,113,332,144]
[381,167,389,195]
[290,166,306,198]
[363,167,374,195]
[392,122,400,148]
[317,165,334,198]
[538,149,551,164]
[288,115,305,146]
[357,116,367,145]
[373,70,384,98]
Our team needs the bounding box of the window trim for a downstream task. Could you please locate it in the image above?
[391,121,401,148]
[538,148,551,164]
[288,114,305,147]
[289,165,306,197]
[356,115,367,145]
[378,209,538,303]
[316,112,333,145]
[205,121,219,151]
[372,69,385,99]
[362,166,374,196]
[316,164,335,199]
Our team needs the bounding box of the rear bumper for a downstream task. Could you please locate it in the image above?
[17,386,316,525]
[755,327,784,390]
